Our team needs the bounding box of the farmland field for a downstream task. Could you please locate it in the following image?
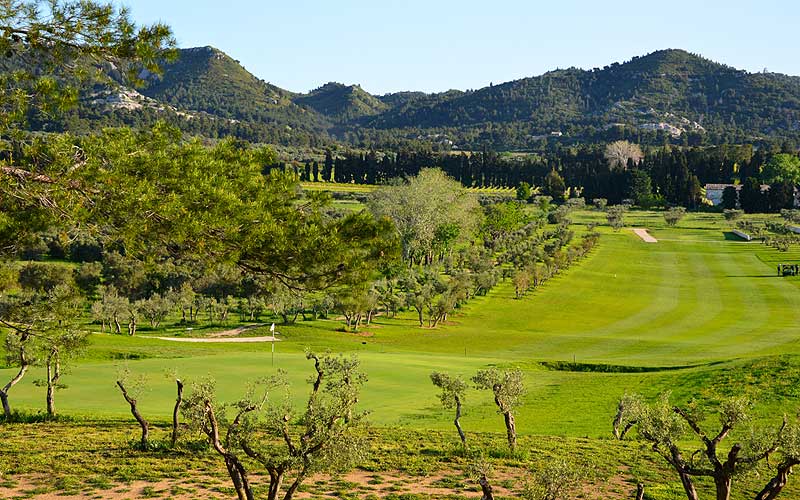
[3,210,800,499]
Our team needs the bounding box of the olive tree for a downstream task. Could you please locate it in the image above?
[523,459,582,500]
[472,368,525,452]
[622,393,800,500]
[115,367,150,449]
[0,283,85,418]
[36,284,87,416]
[664,207,687,227]
[724,209,744,222]
[606,205,626,231]
[430,371,468,445]
[612,392,645,440]
[182,352,367,500]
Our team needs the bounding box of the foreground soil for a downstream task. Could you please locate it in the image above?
[2,420,797,500]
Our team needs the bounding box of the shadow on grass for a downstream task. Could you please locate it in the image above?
[540,360,726,374]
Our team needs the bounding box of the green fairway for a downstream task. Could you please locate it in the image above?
[3,211,800,440]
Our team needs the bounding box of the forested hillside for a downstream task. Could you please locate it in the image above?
[25,48,800,149]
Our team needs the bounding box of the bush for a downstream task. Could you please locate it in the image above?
[18,262,74,292]
[664,207,686,227]
[723,209,744,222]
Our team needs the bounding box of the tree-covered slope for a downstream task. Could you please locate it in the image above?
[361,49,800,145]
[292,82,388,122]
[29,47,800,148]
[139,46,330,133]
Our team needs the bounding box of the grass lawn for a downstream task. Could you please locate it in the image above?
[3,209,800,499]
[3,210,799,433]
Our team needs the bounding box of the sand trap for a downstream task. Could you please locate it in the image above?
[151,335,280,343]
[632,228,657,243]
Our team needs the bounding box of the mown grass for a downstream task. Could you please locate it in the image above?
[4,211,800,436]
[3,210,800,498]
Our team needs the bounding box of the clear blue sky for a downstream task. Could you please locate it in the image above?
[128,0,798,95]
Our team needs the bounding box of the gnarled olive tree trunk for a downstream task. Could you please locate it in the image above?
[116,380,149,448]
[171,379,184,447]
[500,405,516,452]
[454,395,466,445]
[45,347,61,417]
[1,338,31,418]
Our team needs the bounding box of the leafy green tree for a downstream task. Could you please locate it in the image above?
[769,180,795,212]
[763,154,800,185]
[628,170,653,206]
[17,262,72,292]
[612,393,645,440]
[138,293,174,329]
[0,283,84,417]
[664,207,686,227]
[542,170,566,203]
[430,372,468,445]
[606,205,626,231]
[482,202,530,239]
[723,209,743,222]
[368,168,481,264]
[182,353,367,500]
[524,459,583,500]
[622,393,800,500]
[721,186,739,210]
[472,368,526,452]
[35,284,87,416]
[73,261,102,297]
[0,1,175,252]
[516,181,532,201]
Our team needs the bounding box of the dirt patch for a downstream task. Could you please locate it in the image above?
[0,476,227,500]
[1,466,642,499]
[209,323,266,337]
[632,228,657,243]
[151,335,279,343]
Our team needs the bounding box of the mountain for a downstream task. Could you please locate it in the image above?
[31,47,800,149]
[293,82,388,122]
[139,46,331,134]
[359,49,800,147]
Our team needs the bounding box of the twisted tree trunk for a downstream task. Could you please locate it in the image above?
[171,379,184,447]
[116,380,149,449]
[1,344,30,418]
[454,396,466,445]
[205,402,254,500]
[754,460,799,500]
[479,475,494,500]
[503,411,517,452]
[46,348,61,417]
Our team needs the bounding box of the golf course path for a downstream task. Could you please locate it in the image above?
[632,228,657,243]
[151,336,280,343]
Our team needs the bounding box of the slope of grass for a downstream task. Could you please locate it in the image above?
[2,211,800,441]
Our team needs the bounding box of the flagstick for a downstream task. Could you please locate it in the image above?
[270,323,276,367]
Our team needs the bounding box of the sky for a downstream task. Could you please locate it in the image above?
[127,0,799,95]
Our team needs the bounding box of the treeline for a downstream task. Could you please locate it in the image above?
[291,143,798,209]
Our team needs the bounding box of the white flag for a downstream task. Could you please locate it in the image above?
[270,323,275,333]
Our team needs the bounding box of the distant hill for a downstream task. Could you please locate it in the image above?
[31,47,800,149]
[358,50,800,148]
[293,82,388,122]
[139,46,331,135]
